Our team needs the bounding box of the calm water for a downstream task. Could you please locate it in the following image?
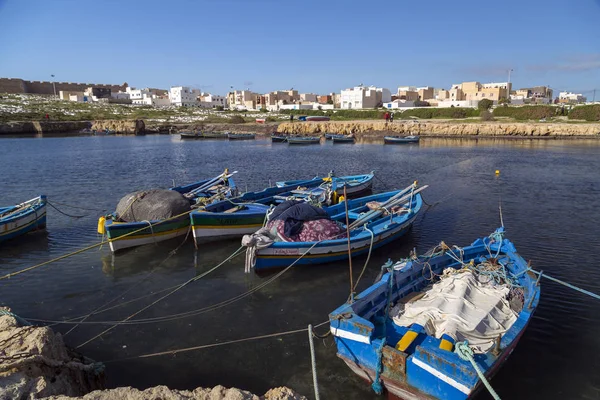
[1,135,600,399]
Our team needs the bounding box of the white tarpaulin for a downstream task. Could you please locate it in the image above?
[393,269,518,353]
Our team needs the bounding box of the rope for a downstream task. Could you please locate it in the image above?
[352,227,375,295]
[371,263,394,395]
[104,320,329,363]
[529,269,600,300]
[64,226,194,337]
[455,341,501,400]
[0,208,195,281]
[75,245,245,348]
[48,200,107,212]
[46,201,88,218]
[308,324,321,400]
[0,310,31,326]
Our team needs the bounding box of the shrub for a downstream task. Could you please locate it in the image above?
[398,107,478,119]
[266,116,278,122]
[480,110,494,121]
[259,107,268,113]
[492,105,555,120]
[568,105,600,121]
[214,105,224,111]
[229,115,245,124]
[414,100,430,107]
[478,99,493,111]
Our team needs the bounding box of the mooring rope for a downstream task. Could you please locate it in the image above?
[455,341,501,400]
[0,209,195,281]
[103,320,329,363]
[308,324,321,400]
[46,201,88,218]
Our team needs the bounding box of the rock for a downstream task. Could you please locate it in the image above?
[0,308,106,400]
[134,119,145,135]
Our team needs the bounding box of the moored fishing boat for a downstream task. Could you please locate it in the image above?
[332,135,355,144]
[276,172,374,197]
[101,171,237,252]
[306,116,331,121]
[180,131,202,139]
[384,135,420,144]
[271,134,288,143]
[329,228,539,400]
[242,183,425,270]
[189,178,325,243]
[228,133,256,140]
[287,136,321,145]
[0,196,47,243]
[325,133,337,140]
[201,132,228,139]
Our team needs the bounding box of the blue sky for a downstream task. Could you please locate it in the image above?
[1,0,599,96]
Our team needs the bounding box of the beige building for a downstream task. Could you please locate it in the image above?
[437,82,510,103]
[227,90,260,109]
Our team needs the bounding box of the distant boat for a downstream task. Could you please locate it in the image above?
[201,132,228,139]
[93,129,115,136]
[180,132,202,139]
[228,133,256,140]
[287,136,321,145]
[276,172,374,197]
[271,134,288,143]
[306,116,330,122]
[0,195,47,243]
[325,133,337,140]
[384,135,420,144]
[332,135,355,144]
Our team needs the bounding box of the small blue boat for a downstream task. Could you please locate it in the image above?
[329,228,540,400]
[180,131,202,139]
[332,135,355,144]
[384,135,420,144]
[245,183,425,270]
[101,171,237,252]
[190,177,325,243]
[271,134,288,143]
[228,133,256,140]
[276,172,374,197]
[0,195,47,243]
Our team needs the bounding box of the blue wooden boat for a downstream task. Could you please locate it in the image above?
[271,134,288,143]
[190,177,325,243]
[245,183,425,270]
[0,195,47,243]
[287,136,320,145]
[228,133,255,140]
[101,171,237,252]
[384,135,420,144]
[276,172,374,197]
[325,133,336,140]
[329,228,539,400]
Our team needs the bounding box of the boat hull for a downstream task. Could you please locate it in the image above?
[288,138,320,145]
[105,214,190,252]
[384,136,420,144]
[253,212,417,270]
[191,205,268,241]
[0,197,47,243]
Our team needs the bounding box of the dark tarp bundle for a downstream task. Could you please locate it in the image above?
[269,200,329,238]
[116,189,191,222]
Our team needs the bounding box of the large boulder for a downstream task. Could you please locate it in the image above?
[116,189,191,222]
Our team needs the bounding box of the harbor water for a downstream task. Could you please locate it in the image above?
[1,135,599,399]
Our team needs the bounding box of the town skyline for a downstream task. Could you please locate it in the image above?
[1,0,599,95]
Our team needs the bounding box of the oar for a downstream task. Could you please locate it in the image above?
[349,184,425,230]
[186,171,238,196]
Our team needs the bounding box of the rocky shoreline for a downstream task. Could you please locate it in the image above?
[2,118,600,138]
[0,309,305,400]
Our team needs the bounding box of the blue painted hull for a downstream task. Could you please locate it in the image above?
[0,195,47,243]
[253,189,423,270]
[329,229,540,399]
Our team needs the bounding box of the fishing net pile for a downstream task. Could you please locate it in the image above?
[264,200,345,242]
[393,261,521,353]
[116,190,191,222]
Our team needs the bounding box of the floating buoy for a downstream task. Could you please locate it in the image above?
[97,216,106,235]
[495,170,500,175]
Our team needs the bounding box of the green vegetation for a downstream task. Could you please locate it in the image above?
[398,107,479,119]
[228,115,246,124]
[478,99,493,111]
[480,110,494,121]
[568,104,600,121]
[280,109,385,120]
[492,105,555,120]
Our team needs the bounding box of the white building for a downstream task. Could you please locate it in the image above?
[383,99,415,109]
[559,92,587,103]
[198,93,228,108]
[340,86,391,109]
[169,86,201,107]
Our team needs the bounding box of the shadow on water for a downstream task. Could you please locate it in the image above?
[1,135,600,399]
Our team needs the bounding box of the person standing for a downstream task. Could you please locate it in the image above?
[384,112,389,123]
[290,114,294,123]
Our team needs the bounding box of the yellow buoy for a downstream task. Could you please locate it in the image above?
[97,216,106,235]
[495,170,500,175]
[338,195,345,203]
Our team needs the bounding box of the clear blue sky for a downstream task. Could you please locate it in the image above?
[1,0,599,97]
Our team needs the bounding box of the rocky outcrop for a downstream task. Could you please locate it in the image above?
[0,308,106,399]
[277,120,600,137]
[0,308,306,400]
[90,120,139,134]
[44,385,306,400]
[144,122,278,135]
[0,121,89,135]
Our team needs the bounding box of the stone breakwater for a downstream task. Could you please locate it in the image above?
[0,309,306,400]
[0,121,89,135]
[277,120,600,137]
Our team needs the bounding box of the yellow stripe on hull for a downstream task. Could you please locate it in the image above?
[108,226,189,242]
